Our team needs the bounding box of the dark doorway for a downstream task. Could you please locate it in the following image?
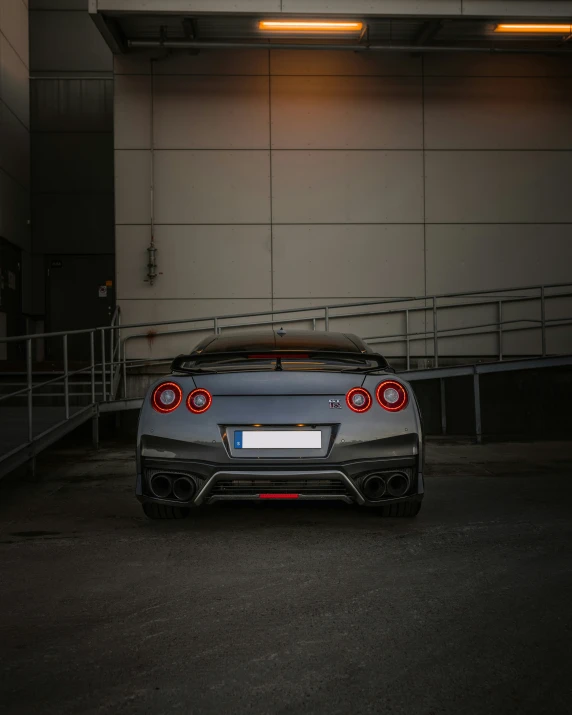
[0,238,23,362]
[46,254,115,361]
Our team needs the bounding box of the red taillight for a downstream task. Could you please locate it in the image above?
[259,494,299,499]
[376,380,408,412]
[187,388,212,414]
[346,387,372,413]
[151,382,183,413]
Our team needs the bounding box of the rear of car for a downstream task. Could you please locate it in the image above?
[136,331,424,519]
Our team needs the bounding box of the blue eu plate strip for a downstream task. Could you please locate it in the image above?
[234,431,243,449]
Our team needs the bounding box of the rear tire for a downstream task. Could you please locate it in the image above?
[372,500,422,518]
[142,502,190,520]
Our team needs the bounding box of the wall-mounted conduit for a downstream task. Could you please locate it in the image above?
[128,39,572,55]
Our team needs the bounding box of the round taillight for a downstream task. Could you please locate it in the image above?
[151,382,182,413]
[187,388,212,414]
[346,387,372,413]
[376,380,408,412]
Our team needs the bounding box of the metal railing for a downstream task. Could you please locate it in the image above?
[0,281,571,476]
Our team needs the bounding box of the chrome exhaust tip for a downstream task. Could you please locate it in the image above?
[362,474,387,501]
[150,474,172,499]
[386,472,410,498]
[172,476,196,502]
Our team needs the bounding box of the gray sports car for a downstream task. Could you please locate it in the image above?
[136,330,424,519]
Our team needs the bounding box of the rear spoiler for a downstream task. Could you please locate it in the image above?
[171,350,391,374]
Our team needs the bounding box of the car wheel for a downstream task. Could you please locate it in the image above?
[142,503,190,520]
[373,500,422,517]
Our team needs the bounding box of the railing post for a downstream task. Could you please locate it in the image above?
[122,338,128,399]
[90,331,96,403]
[63,334,70,420]
[324,306,330,331]
[26,337,35,476]
[433,297,439,368]
[498,301,503,361]
[312,318,316,331]
[473,369,482,444]
[114,309,122,400]
[26,338,33,444]
[440,378,447,435]
[100,329,107,402]
[110,324,114,399]
[214,317,218,335]
[540,286,546,357]
[109,329,115,401]
[90,331,99,450]
[405,310,410,371]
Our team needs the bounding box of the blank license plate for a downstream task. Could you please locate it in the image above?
[234,431,321,450]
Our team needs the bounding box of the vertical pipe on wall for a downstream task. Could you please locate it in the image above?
[150,60,156,256]
[268,49,274,318]
[144,57,158,286]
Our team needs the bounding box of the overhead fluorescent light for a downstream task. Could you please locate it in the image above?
[259,20,363,33]
[495,24,572,34]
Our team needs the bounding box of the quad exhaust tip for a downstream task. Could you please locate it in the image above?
[172,476,196,502]
[386,472,410,498]
[149,473,196,502]
[362,472,410,500]
[150,474,172,499]
[362,474,386,500]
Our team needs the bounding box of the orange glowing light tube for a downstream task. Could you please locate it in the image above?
[495,24,572,34]
[259,20,363,33]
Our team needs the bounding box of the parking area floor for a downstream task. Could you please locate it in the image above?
[1,440,571,715]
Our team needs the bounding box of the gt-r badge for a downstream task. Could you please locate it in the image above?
[329,399,342,409]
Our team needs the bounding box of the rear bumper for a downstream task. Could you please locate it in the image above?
[137,456,424,507]
[205,469,364,505]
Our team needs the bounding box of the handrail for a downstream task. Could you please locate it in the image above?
[0,281,570,343]
[119,289,572,345]
[98,316,572,372]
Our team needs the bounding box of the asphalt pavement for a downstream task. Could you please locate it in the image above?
[0,441,571,715]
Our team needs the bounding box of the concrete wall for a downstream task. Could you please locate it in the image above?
[114,49,572,361]
[0,0,30,315]
[29,0,113,316]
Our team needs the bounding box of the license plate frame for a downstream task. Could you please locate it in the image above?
[234,430,322,450]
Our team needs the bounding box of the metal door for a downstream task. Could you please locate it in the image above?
[46,254,115,361]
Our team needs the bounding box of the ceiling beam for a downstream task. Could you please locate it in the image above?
[90,0,572,19]
[89,11,127,53]
[413,19,443,46]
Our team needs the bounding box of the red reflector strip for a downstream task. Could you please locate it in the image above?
[258,493,299,499]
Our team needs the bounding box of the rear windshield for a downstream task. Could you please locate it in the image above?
[175,354,381,373]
